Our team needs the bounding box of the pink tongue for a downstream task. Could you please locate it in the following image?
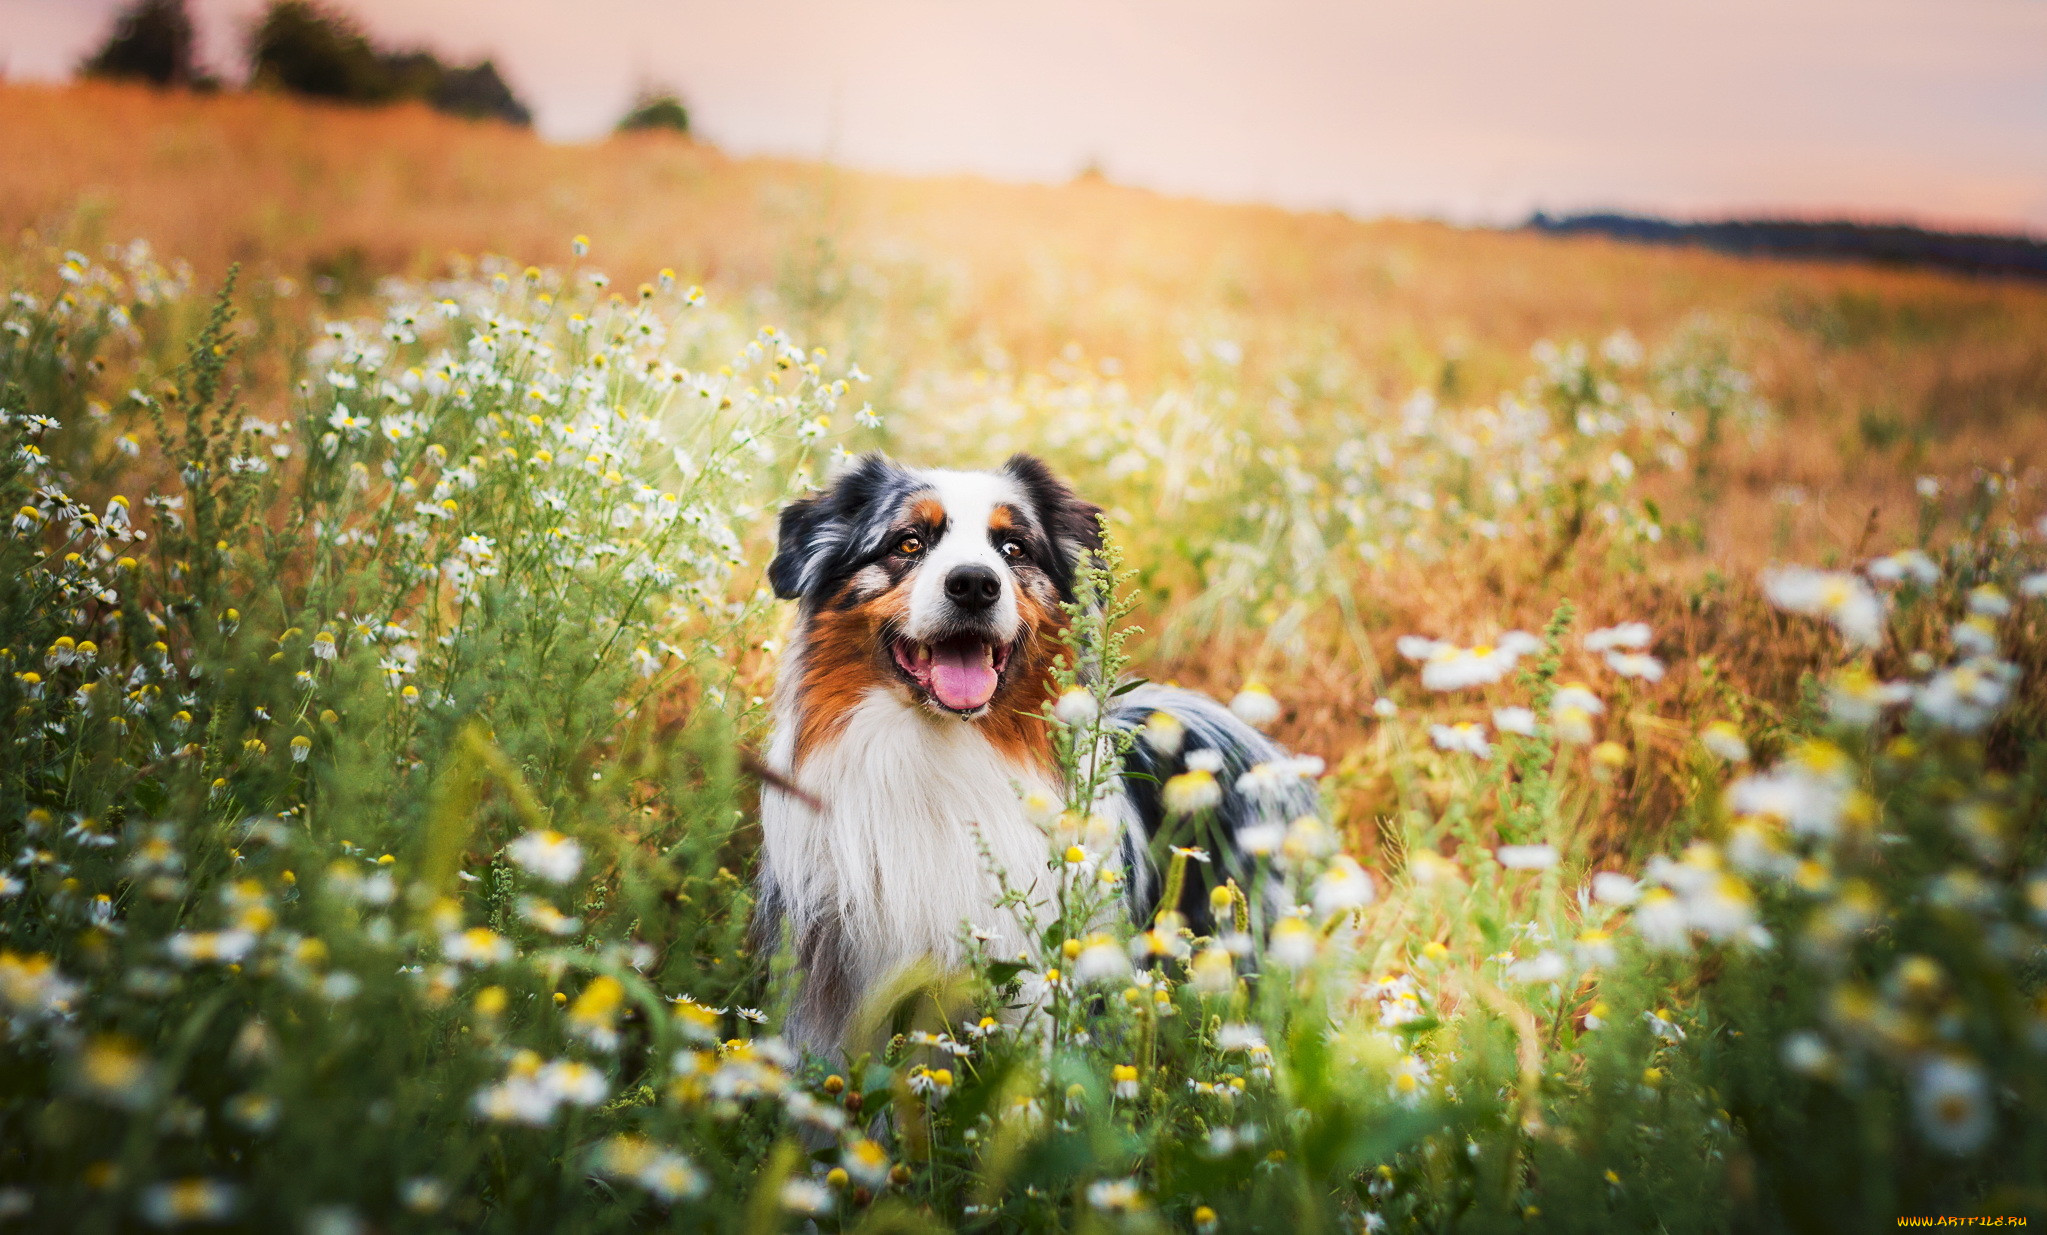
[929,643,997,711]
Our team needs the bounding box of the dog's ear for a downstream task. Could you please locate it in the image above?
[768,453,916,602]
[1002,453,1103,600]
[767,490,829,600]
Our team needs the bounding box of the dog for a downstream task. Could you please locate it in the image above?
[753,453,1315,1055]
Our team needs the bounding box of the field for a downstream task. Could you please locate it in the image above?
[2,81,2046,1232]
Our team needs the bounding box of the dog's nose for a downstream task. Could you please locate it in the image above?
[944,564,1002,610]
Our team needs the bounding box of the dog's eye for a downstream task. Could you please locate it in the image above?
[897,535,923,556]
[999,539,1025,560]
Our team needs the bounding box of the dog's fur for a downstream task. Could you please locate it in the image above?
[754,453,1314,1054]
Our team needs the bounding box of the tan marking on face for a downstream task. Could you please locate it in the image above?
[988,504,1019,533]
[973,583,1065,773]
[910,495,946,529]
[795,582,910,763]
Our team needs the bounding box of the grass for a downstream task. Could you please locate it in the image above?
[0,81,2044,1232]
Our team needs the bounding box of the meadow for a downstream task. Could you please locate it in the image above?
[1,82,2046,1232]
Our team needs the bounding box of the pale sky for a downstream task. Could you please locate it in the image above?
[6,0,2046,230]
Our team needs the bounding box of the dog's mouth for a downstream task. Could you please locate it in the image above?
[890,633,1014,715]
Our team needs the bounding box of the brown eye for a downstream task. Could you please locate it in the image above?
[999,540,1025,560]
[897,535,923,556]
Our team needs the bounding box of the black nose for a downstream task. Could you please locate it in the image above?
[945,564,1002,610]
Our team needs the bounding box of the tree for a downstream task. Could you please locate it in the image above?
[617,90,690,136]
[247,0,385,102]
[245,1,533,126]
[79,0,209,88]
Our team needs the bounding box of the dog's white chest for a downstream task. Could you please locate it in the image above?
[763,689,1057,994]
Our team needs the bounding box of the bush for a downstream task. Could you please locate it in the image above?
[617,93,691,137]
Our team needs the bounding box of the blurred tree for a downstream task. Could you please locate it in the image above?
[617,90,691,136]
[79,0,212,88]
[425,60,532,126]
[248,1,386,101]
[247,1,531,126]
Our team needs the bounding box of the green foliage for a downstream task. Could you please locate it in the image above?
[618,93,692,137]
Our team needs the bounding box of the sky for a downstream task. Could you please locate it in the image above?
[5,0,2046,232]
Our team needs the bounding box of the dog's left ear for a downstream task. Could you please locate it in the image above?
[1002,453,1103,600]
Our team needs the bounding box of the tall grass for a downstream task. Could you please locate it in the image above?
[2,227,2044,1234]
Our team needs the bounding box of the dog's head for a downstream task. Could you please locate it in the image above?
[769,453,1101,719]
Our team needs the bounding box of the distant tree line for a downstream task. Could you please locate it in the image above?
[1528,212,2047,283]
[81,0,532,127]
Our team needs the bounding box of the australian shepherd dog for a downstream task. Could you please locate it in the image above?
[754,453,1316,1054]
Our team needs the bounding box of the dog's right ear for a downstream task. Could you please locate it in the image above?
[767,491,829,600]
[768,453,915,602]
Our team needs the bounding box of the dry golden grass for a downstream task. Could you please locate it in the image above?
[8,81,2047,855]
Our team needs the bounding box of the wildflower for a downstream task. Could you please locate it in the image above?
[507,829,584,883]
[1592,871,1640,906]
[1550,683,1604,743]
[1429,722,1491,759]
[1140,709,1185,755]
[780,1179,832,1215]
[567,976,626,1049]
[1700,721,1749,762]
[1633,888,1690,952]
[1726,751,1853,839]
[1162,767,1222,815]
[1372,697,1398,718]
[594,1136,705,1202]
[1584,622,1651,652]
[1389,1054,1432,1106]
[77,1035,154,1106]
[0,951,80,1017]
[399,1178,448,1214]
[1914,658,2020,732]
[518,898,582,936]
[1312,855,1375,916]
[1604,651,1665,681]
[1112,1064,1140,1099]
[1508,951,1567,984]
[1073,934,1131,984]
[1406,634,1538,691]
[1561,930,1612,976]
[1951,616,1999,658]
[1235,755,1324,803]
[1644,1008,1686,1043]
[541,1059,608,1107]
[166,930,256,966]
[906,1066,953,1103]
[1086,1179,1145,1213]
[1912,1055,1992,1155]
[1966,584,2011,617]
[1492,706,1536,736]
[1761,566,1885,648]
[1496,844,1558,870]
[1865,549,1938,587]
[1229,682,1281,728]
[1052,687,1098,726]
[843,1138,890,1186]
[1268,916,1317,968]
[1779,1031,1837,1078]
[1281,814,1336,864]
[442,926,513,965]
[139,1179,238,1227]
[1188,946,1236,995]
